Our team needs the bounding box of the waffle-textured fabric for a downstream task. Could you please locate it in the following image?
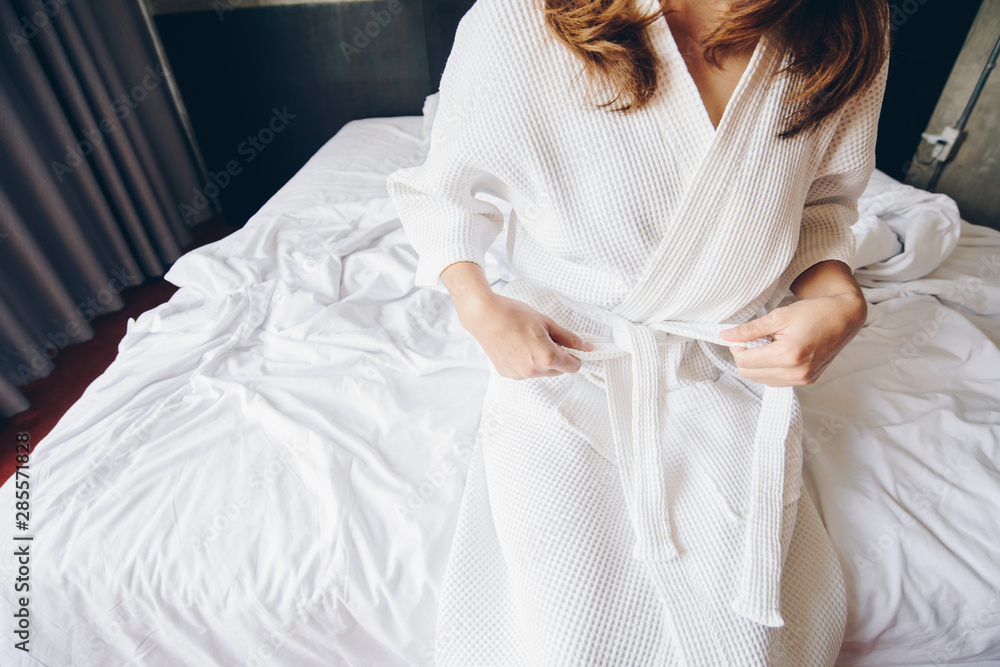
[386,0,889,662]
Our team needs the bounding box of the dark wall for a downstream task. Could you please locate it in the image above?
[876,0,984,180]
[155,0,979,226]
[154,0,474,227]
[422,0,475,91]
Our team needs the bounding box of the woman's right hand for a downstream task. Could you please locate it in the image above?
[440,261,593,380]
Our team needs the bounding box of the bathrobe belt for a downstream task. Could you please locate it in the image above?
[555,294,795,629]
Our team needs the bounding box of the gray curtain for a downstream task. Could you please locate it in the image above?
[0,0,212,416]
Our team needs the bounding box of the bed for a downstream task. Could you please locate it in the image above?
[1,99,998,666]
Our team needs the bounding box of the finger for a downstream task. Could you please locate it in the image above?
[735,365,809,386]
[524,337,582,376]
[546,319,595,352]
[518,360,574,378]
[547,347,583,375]
[719,311,781,343]
[728,342,794,370]
[534,367,571,378]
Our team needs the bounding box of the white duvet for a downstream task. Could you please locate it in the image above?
[0,114,997,667]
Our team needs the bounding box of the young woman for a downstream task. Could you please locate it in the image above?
[387,0,890,663]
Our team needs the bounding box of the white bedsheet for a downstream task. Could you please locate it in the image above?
[0,115,997,667]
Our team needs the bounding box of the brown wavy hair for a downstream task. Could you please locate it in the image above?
[543,0,892,138]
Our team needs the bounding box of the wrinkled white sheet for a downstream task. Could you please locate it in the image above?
[0,115,997,667]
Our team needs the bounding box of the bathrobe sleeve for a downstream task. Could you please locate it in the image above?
[386,6,516,296]
[779,54,891,290]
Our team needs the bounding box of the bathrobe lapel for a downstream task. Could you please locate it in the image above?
[614,22,782,324]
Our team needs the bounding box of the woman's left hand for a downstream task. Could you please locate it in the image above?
[718,290,868,388]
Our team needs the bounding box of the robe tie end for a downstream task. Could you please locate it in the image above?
[730,384,795,629]
[607,320,681,564]
[731,596,785,628]
[630,518,680,561]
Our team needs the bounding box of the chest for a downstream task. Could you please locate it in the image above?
[681,52,754,130]
[664,18,755,130]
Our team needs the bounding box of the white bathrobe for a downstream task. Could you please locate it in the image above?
[386,0,889,662]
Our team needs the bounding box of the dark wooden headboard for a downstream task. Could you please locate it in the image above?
[147,0,475,227]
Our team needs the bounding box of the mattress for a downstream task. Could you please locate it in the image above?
[0,110,997,666]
